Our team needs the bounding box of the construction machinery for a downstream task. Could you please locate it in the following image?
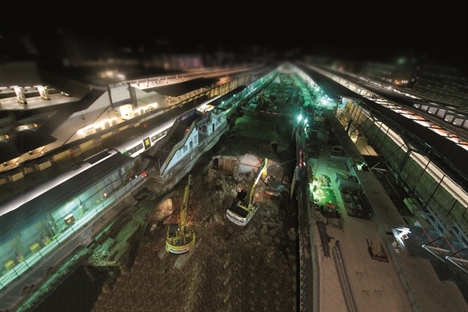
[256,90,272,111]
[226,158,269,226]
[166,174,196,254]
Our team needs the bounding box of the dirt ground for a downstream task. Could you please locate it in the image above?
[91,111,300,312]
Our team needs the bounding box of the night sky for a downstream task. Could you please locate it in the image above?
[1,1,467,69]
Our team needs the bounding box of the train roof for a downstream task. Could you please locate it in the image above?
[0,150,133,237]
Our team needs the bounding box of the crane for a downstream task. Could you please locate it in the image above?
[226,158,268,226]
[166,174,196,254]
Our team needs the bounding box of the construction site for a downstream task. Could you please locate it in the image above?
[33,70,304,312]
[28,64,468,312]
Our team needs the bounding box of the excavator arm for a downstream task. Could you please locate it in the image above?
[226,158,268,226]
[247,158,268,206]
[166,174,196,254]
[179,174,192,232]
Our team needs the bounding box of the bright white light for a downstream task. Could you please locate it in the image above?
[428,127,448,137]
[77,125,94,135]
[447,134,460,144]
[459,144,468,152]
[401,114,418,120]
[413,120,432,127]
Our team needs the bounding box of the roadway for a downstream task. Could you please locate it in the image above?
[0,66,258,112]
[0,91,81,111]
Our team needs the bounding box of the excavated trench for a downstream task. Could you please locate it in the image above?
[34,72,306,312]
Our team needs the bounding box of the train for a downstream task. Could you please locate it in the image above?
[1,88,244,223]
[0,148,119,221]
[114,95,221,158]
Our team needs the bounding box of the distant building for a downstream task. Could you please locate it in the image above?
[359,62,416,88]
[412,64,468,108]
[334,59,468,110]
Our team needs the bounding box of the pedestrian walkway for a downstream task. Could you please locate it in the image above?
[312,110,467,311]
[312,144,413,311]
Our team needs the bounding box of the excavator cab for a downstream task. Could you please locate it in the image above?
[229,189,249,219]
[235,189,248,204]
[167,224,179,239]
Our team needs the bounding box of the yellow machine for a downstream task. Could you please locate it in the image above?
[226,158,268,226]
[166,174,196,254]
